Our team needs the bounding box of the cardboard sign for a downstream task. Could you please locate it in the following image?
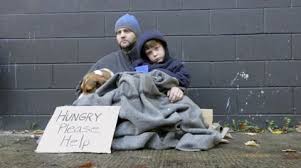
[35,106,120,153]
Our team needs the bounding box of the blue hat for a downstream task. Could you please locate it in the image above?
[114,14,141,36]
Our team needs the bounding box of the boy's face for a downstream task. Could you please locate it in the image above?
[116,28,136,49]
[145,43,165,63]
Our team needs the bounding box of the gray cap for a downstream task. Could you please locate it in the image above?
[114,14,141,36]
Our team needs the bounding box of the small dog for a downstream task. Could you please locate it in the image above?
[79,68,114,98]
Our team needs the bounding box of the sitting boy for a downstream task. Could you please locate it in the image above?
[134,31,190,103]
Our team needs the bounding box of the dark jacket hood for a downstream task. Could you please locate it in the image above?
[137,31,170,63]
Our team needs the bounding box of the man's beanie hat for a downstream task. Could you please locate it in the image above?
[114,14,141,36]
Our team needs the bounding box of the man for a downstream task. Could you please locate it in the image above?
[76,13,141,96]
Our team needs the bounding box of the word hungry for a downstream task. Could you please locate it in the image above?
[56,110,102,122]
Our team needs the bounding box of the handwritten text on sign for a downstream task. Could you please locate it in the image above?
[35,106,120,153]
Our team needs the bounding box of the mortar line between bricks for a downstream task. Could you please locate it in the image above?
[1,115,52,117]
[0,88,74,91]
[209,61,213,87]
[263,61,267,87]
[14,64,17,89]
[209,9,212,34]
[3,59,301,66]
[290,34,293,60]
[187,86,297,89]
[1,86,298,91]
[180,0,183,9]
[235,34,238,61]
[103,14,107,38]
[0,63,93,66]
[212,114,301,117]
[235,83,239,119]
[51,64,54,88]
[2,33,301,40]
[155,15,158,30]
[0,87,78,90]
[292,86,296,114]
[183,60,301,63]
[76,39,79,63]
[263,8,265,33]
[4,114,300,117]
[3,7,300,16]
[129,0,132,11]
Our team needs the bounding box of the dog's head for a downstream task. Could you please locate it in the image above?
[80,69,114,94]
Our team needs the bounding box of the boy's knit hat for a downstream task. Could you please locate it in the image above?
[138,31,169,61]
[114,14,141,36]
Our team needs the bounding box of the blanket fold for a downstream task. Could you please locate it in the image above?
[73,70,222,151]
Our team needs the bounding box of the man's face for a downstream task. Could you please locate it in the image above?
[116,28,136,50]
[145,43,165,63]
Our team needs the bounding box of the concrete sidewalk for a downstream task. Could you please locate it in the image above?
[0,132,300,168]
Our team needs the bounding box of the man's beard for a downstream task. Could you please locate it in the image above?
[119,40,136,52]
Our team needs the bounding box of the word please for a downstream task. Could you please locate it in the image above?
[57,123,99,134]
[56,110,102,122]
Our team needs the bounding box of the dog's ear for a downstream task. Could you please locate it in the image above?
[95,75,107,87]
[81,72,96,94]
[84,82,96,93]
[80,81,85,92]
[80,73,90,93]
[99,68,114,80]
[101,70,112,80]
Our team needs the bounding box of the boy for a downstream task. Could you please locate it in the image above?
[134,31,190,103]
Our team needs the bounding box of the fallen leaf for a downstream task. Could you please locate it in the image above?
[220,139,230,144]
[268,127,284,135]
[31,130,44,141]
[245,140,259,147]
[282,149,297,153]
[221,127,230,138]
[245,133,257,136]
[224,133,233,139]
[3,131,13,134]
[133,164,148,168]
[296,124,301,133]
[283,153,301,160]
[271,129,284,135]
[78,161,95,168]
[32,130,44,135]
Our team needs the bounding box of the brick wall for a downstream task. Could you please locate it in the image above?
[1,0,301,129]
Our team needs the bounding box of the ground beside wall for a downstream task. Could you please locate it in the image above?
[1,1,301,130]
[0,132,301,168]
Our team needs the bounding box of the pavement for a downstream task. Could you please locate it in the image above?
[0,132,300,168]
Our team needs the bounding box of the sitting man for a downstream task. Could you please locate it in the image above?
[77,13,141,96]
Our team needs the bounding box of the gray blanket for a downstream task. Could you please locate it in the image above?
[73,70,222,151]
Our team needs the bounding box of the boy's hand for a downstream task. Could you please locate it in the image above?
[167,87,184,103]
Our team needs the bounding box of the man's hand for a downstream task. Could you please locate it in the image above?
[167,87,184,103]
